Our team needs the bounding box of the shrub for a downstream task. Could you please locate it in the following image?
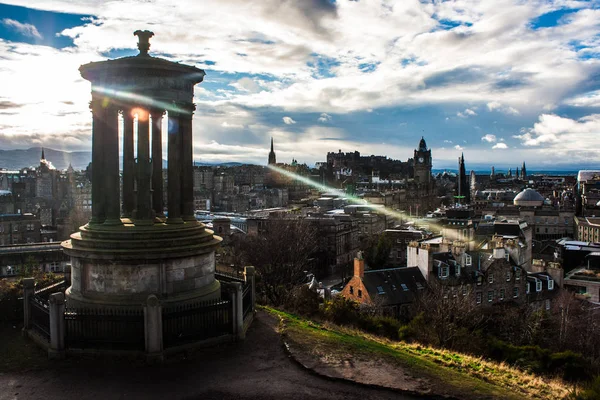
[285,285,320,317]
[323,296,360,325]
[357,315,403,340]
[569,376,600,400]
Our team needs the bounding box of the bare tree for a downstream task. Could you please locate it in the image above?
[237,218,318,305]
[415,280,487,349]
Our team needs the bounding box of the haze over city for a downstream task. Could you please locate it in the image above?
[0,0,599,169]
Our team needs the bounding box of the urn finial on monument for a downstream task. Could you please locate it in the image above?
[134,30,154,56]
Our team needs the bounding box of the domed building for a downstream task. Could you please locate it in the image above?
[513,188,544,207]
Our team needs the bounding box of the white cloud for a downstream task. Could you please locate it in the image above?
[443,139,453,143]
[514,113,600,162]
[481,134,497,143]
[1,19,42,39]
[563,90,600,108]
[454,145,464,151]
[318,113,332,123]
[282,116,296,125]
[492,143,508,149]
[457,108,477,118]
[486,101,520,115]
[230,77,262,93]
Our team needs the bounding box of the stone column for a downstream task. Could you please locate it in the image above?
[90,98,106,225]
[103,105,122,225]
[167,111,183,224]
[122,108,135,217]
[48,292,66,360]
[230,281,244,340]
[180,110,195,221]
[151,110,164,218]
[144,294,163,363]
[22,277,35,331]
[135,109,153,224]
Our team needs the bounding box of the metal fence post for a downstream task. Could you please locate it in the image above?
[48,292,66,359]
[22,278,35,333]
[244,266,256,314]
[144,294,163,363]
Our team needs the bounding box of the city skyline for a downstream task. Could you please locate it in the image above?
[0,1,599,169]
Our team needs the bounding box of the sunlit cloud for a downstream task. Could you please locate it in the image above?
[1,18,42,39]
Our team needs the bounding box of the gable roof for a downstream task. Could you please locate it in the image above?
[362,267,426,306]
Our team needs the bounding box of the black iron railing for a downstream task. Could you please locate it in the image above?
[30,295,50,341]
[64,307,145,351]
[162,298,232,348]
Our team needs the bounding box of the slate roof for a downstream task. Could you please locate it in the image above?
[362,267,426,306]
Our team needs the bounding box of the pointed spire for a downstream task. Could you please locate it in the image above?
[271,137,274,152]
[41,147,45,160]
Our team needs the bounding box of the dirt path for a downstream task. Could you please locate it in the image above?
[0,312,420,400]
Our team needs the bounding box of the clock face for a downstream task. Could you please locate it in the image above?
[418,157,424,163]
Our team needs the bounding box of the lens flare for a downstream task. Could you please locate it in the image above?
[266,164,472,245]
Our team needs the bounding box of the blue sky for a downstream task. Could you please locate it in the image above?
[0,0,599,170]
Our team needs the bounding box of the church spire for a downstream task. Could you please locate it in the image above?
[268,137,276,165]
[41,147,45,160]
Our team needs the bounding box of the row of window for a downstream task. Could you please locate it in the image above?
[476,287,520,304]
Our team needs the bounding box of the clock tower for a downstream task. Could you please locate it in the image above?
[413,136,432,184]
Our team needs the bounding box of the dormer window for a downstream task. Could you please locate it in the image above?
[455,263,461,277]
[477,276,482,286]
[548,280,554,290]
[488,273,494,284]
[439,266,449,279]
[515,269,521,281]
[506,271,511,281]
[536,280,542,292]
[465,254,472,266]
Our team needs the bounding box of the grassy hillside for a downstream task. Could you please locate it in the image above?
[266,307,570,400]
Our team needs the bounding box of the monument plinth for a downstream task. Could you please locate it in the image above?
[62,31,222,308]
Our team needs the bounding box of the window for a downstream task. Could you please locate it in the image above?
[462,286,468,296]
[476,292,482,304]
[548,280,554,290]
[350,286,354,295]
[545,299,551,310]
[513,287,519,298]
[536,280,542,292]
[465,254,472,266]
[376,286,385,294]
[13,225,18,232]
[358,289,362,298]
[500,289,505,300]
[477,276,482,286]
[506,271,511,281]
[455,263,461,277]
[397,252,402,259]
[526,282,530,294]
[416,282,424,290]
[488,273,494,284]
[515,269,521,280]
[440,266,449,279]
[488,291,494,302]
[400,283,409,291]
[505,253,510,261]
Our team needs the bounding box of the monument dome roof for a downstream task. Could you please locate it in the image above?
[513,188,544,206]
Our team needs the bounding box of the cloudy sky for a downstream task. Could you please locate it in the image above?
[0,0,599,170]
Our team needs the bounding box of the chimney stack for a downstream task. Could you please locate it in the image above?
[354,257,365,278]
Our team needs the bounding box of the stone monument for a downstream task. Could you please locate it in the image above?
[62,31,222,308]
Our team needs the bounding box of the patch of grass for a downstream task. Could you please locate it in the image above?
[264,306,569,399]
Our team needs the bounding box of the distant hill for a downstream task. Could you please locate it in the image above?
[0,147,91,171]
[0,147,246,171]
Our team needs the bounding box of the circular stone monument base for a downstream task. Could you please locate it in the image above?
[62,219,222,309]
